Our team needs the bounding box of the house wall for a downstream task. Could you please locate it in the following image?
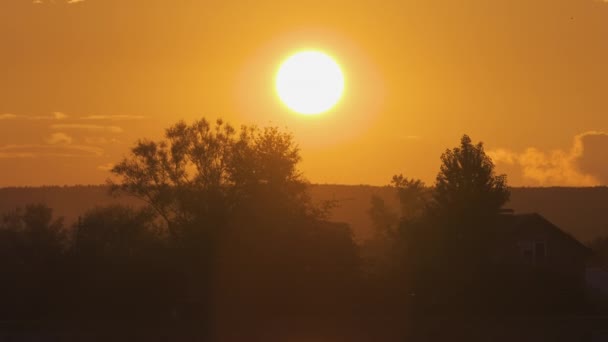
[493,222,587,287]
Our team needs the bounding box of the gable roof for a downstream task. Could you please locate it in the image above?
[496,213,592,256]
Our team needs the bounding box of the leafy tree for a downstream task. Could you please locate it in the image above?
[110,118,314,241]
[433,134,509,218]
[393,135,511,318]
[108,117,349,326]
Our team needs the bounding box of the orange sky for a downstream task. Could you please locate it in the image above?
[1,0,608,187]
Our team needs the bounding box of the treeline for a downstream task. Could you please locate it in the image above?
[3,185,608,243]
[0,203,362,337]
[0,119,365,340]
[1,119,606,340]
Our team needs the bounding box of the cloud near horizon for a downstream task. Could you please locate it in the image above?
[79,115,145,121]
[0,112,145,123]
[46,132,73,145]
[51,124,123,133]
[489,131,608,186]
[0,111,126,171]
[0,114,18,120]
[84,137,121,145]
[0,143,103,159]
[33,0,85,4]
[0,112,67,121]
[97,163,114,171]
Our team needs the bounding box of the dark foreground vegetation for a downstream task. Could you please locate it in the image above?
[1,119,608,341]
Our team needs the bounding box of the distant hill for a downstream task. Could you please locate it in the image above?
[1,185,607,243]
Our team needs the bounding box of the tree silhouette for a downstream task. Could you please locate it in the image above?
[368,195,398,238]
[108,117,354,331]
[391,175,428,221]
[392,135,511,319]
[0,204,66,265]
[73,205,161,261]
[432,134,509,218]
[0,204,67,319]
[110,118,314,241]
[70,205,175,319]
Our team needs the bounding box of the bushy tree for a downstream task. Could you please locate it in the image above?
[433,134,509,218]
[110,119,314,241]
[109,117,357,329]
[394,135,511,317]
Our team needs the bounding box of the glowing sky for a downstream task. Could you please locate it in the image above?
[1,0,608,187]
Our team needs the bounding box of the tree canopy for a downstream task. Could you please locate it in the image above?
[110,118,315,240]
[432,134,510,218]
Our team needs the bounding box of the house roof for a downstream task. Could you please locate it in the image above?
[496,213,592,256]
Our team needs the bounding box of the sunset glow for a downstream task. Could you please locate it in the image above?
[2,2,608,338]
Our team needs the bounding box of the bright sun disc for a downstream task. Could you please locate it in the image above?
[276,50,345,115]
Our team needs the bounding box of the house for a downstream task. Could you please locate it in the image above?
[472,212,594,313]
[492,213,591,274]
[491,212,592,289]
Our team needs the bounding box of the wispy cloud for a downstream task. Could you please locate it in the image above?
[0,114,18,120]
[0,112,68,121]
[46,132,73,145]
[0,152,37,159]
[80,115,145,121]
[489,131,608,186]
[0,144,103,158]
[33,0,85,4]
[0,112,141,123]
[53,112,68,120]
[84,137,121,145]
[51,124,123,133]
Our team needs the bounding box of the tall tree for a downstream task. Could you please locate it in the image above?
[433,134,509,218]
[396,135,511,318]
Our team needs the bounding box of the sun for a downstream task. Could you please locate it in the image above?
[276,50,345,115]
